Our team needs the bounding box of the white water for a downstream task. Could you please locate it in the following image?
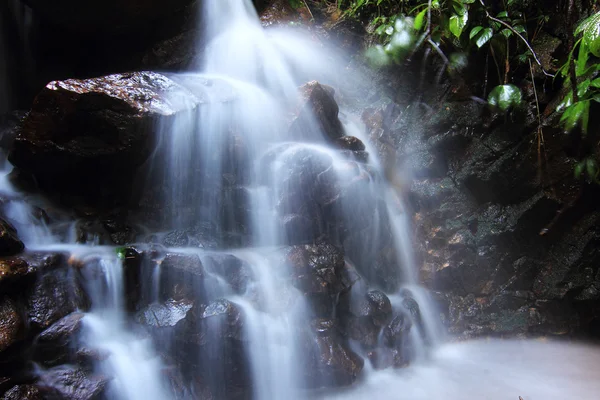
[78,252,170,400]
[321,339,600,400]
[2,1,600,400]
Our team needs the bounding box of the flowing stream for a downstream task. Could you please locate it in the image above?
[1,0,600,399]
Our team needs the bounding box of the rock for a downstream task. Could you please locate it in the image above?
[0,218,24,256]
[37,366,108,400]
[339,289,392,349]
[291,81,345,142]
[27,268,87,331]
[205,254,254,295]
[159,252,206,302]
[9,72,199,206]
[303,320,364,388]
[1,385,44,400]
[0,297,24,354]
[33,313,84,367]
[285,242,346,296]
[136,299,193,328]
[0,252,65,294]
[334,136,366,152]
[171,299,252,398]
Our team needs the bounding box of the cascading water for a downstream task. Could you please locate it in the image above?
[2,1,600,400]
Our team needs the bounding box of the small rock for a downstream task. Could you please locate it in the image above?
[33,313,85,367]
[0,297,24,353]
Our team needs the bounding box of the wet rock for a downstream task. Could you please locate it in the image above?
[37,366,108,400]
[0,297,24,354]
[259,0,300,27]
[205,255,254,295]
[159,253,206,302]
[291,81,345,142]
[33,313,84,367]
[0,253,64,294]
[303,321,364,388]
[1,385,44,400]
[0,218,24,256]
[27,268,86,331]
[285,242,346,296]
[137,299,193,328]
[334,136,366,152]
[9,72,199,206]
[339,289,392,349]
[171,299,252,397]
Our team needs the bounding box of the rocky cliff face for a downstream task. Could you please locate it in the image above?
[363,58,600,339]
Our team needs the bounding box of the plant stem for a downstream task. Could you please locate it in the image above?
[478,0,555,78]
[567,0,579,103]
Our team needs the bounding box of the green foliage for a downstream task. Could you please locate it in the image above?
[557,11,600,136]
[116,247,127,260]
[487,84,523,111]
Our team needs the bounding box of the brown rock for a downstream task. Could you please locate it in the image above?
[0,297,24,353]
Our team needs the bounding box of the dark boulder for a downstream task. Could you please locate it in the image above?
[205,254,254,295]
[0,218,24,256]
[0,297,24,354]
[290,81,345,142]
[37,366,108,400]
[27,268,87,331]
[9,71,199,206]
[33,312,85,367]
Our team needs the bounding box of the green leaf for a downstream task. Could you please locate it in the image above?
[496,11,509,19]
[475,28,494,48]
[452,1,467,16]
[560,101,588,132]
[583,17,600,57]
[577,79,591,98]
[414,8,427,31]
[462,0,476,3]
[449,12,468,38]
[575,161,585,179]
[513,25,527,34]
[591,78,600,88]
[586,158,597,179]
[470,26,483,39]
[116,247,127,260]
[576,40,589,75]
[581,101,590,134]
[575,11,600,36]
[501,28,512,38]
[365,45,390,67]
[487,84,523,112]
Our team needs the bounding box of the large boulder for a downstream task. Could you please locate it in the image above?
[9,72,199,206]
